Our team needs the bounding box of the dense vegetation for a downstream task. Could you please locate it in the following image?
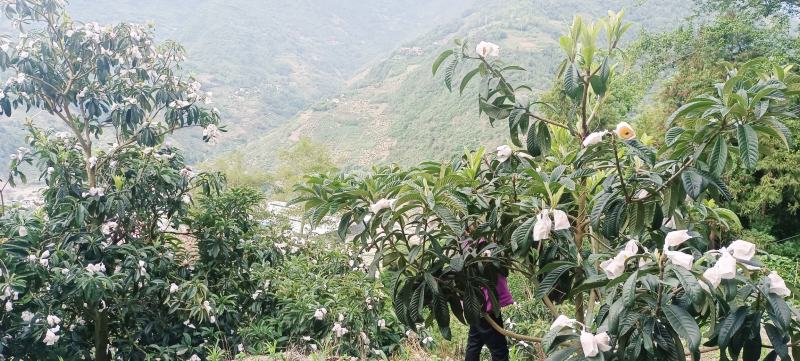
[297,6,800,359]
[0,0,799,360]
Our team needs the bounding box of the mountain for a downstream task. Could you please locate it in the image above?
[233,0,692,171]
[0,0,478,174]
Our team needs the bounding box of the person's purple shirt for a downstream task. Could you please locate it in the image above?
[464,238,515,312]
[483,274,514,312]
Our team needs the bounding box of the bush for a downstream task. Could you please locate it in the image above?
[240,225,405,358]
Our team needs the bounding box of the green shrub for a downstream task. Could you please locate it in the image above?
[762,254,800,286]
[241,231,405,358]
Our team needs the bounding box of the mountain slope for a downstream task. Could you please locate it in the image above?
[236,0,691,171]
[0,0,478,173]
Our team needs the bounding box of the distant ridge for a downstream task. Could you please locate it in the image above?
[231,0,691,171]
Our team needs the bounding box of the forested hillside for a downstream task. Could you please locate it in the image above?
[235,0,691,170]
[0,0,477,172]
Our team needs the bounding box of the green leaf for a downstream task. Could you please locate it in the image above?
[443,57,459,92]
[589,57,610,96]
[590,192,613,229]
[448,294,467,325]
[432,293,452,340]
[537,260,576,275]
[662,304,701,352]
[665,98,716,126]
[541,326,563,353]
[665,127,685,146]
[693,168,733,201]
[509,109,526,147]
[424,272,439,295]
[767,119,793,147]
[708,136,728,176]
[624,139,656,166]
[432,49,454,75]
[681,169,705,200]
[607,296,627,334]
[337,212,352,240]
[511,217,535,252]
[535,264,572,299]
[602,198,627,239]
[433,205,462,235]
[409,282,425,323]
[526,120,541,156]
[766,294,791,330]
[563,62,583,101]
[459,67,481,95]
[623,270,638,307]
[463,286,482,326]
[536,121,552,156]
[764,323,789,360]
[479,98,512,120]
[545,346,578,361]
[718,306,748,351]
[672,266,703,305]
[736,124,759,169]
[393,280,413,328]
[567,274,615,297]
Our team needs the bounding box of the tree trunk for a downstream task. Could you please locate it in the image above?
[574,191,587,324]
[94,310,109,361]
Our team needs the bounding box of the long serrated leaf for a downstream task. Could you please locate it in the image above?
[536,121,551,156]
[623,270,638,307]
[535,264,572,299]
[526,120,541,156]
[538,260,576,275]
[662,304,701,352]
[708,136,728,176]
[463,286,482,326]
[432,49,454,75]
[767,118,793,147]
[393,279,413,328]
[541,326,563,353]
[432,293,451,340]
[718,306,748,351]
[409,282,425,323]
[511,217,535,252]
[666,99,716,127]
[665,127,685,146]
[672,266,703,305]
[563,62,583,101]
[693,168,733,201]
[763,323,789,360]
[337,212,352,240]
[624,139,656,166]
[602,199,626,239]
[433,205,462,235]
[736,124,759,169]
[443,57,459,92]
[681,169,704,200]
[590,192,613,229]
[424,272,439,295]
[767,293,791,330]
